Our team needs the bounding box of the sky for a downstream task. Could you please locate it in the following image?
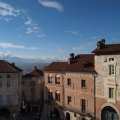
[0,0,120,61]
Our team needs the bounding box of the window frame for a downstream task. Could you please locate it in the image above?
[48,91,53,102]
[109,65,115,75]
[7,78,10,88]
[48,75,52,83]
[67,78,71,86]
[55,75,60,84]
[81,80,86,88]
[109,58,114,62]
[81,99,86,112]
[55,91,60,101]
[109,88,114,98]
[67,96,71,104]
[0,79,2,88]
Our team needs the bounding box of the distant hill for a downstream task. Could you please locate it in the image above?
[0,52,62,73]
[0,52,49,73]
[16,62,48,74]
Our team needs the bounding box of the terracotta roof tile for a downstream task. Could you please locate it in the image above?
[92,44,120,54]
[0,60,22,73]
[44,54,94,73]
[24,68,43,77]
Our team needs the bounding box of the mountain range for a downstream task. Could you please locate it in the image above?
[0,52,53,73]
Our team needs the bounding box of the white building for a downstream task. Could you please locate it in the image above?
[92,39,120,120]
[0,60,22,116]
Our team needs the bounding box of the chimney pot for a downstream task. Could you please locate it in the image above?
[70,53,74,59]
[34,66,37,69]
[11,62,15,66]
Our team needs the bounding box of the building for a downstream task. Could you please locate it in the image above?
[44,53,95,120]
[0,60,22,116]
[92,39,120,120]
[22,66,44,113]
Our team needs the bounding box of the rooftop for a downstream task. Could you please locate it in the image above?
[23,66,43,77]
[0,60,22,73]
[92,39,120,54]
[44,54,94,73]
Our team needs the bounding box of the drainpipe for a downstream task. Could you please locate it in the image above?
[92,72,97,120]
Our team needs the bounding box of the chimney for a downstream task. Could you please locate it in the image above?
[101,39,106,47]
[11,62,15,66]
[101,39,105,45]
[68,58,72,64]
[70,53,74,59]
[34,66,37,69]
[97,41,101,49]
[97,39,106,49]
[68,53,74,64]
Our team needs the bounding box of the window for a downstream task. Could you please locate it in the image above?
[109,58,114,62]
[0,95,2,105]
[81,80,86,88]
[31,81,36,86]
[7,79,10,87]
[22,91,26,100]
[81,99,86,112]
[22,79,25,84]
[67,96,71,104]
[48,75,52,83]
[7,95,11,105]
[31,87,35,100]
[55,75,60,84]
[0,79,2,88]
[109,65,114,75]
[7,75,10,78]
[55,91,60,101]
[48,91,53,102]
[67,78,71,86]
[109,88,114,98]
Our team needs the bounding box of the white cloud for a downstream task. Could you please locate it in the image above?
[0,42,38,50]
[66,30,80,35]
[24,18,32,25]
[24,17,45,37]
[38,0,63,12]
[0,1,45,37]
[0,1,22,21]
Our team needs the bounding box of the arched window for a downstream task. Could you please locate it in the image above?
[55,75,60,84]
[48,75,52,83]
[48,90,53,102]
[55,91,60,101]
[101,106,119,120]
[66,112,70,120]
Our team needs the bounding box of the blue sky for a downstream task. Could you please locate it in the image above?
[0,0,120,60]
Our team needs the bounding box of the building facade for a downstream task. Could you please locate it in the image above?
[92,39,120,120]
[22,66,44,113]
[0,60,22,116]
[43,39,120,120]
[44,54,95,120]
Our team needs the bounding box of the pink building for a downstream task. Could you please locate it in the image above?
[44,54,95,120]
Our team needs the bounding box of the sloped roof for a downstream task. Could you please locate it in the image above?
[0,60,22,73]
[92,44,120,54]
[44,54,94,73]
[23,68,43,77]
